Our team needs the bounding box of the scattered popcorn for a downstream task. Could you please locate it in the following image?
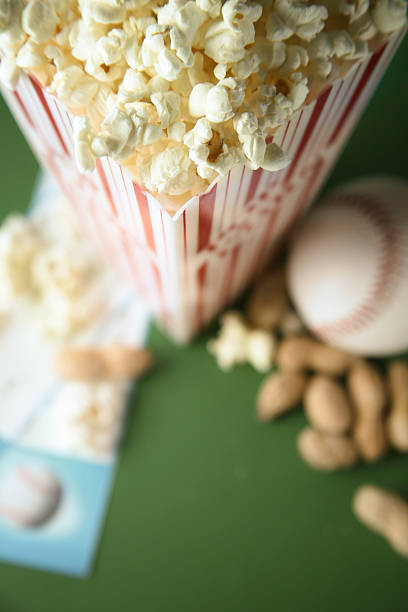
[55,381,127,456]
[246,330,277,373]
[0,0,405,205]
[40,287,100,337]
[0,215,43,296]
[32,245,95,298]
[208,310,276,372]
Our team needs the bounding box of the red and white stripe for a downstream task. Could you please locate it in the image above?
[1,30,404,342]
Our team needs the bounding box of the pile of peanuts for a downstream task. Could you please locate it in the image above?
[211,263,408,557]
[247,266,408,470]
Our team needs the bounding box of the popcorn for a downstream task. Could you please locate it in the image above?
[0,215,43,296]
[80,0,126,25]
[48,65,99,110]
[0,56,21,89]
[155,47,184,81]
[0,0,12,30]
[242,132,267,167]
[372,0,407,32]
[188,82,213,118]
[16,40,45,69]
[95,28,126,66]
[32,245,94,298]
[0,0,405,204]
[55,381,127,455]
[118,68,148,103]
[167,120,185,141]
[245,329,277,373]
[266,0,328,42]
[22,1,59,45]
[208,311,276,372]
[40,287,99,336]
[76,116,96,172]
[206,85,235,123]
[262,142,290,172]
[139,146,196,195]
[196,0,222,18]
[233,111,258,139]
[207,311,249,370]
[151,91,180,128]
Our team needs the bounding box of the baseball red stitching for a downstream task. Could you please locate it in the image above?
[313,191,402,339]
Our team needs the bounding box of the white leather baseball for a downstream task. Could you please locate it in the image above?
[0,463,62,528]
[287,176,408,357]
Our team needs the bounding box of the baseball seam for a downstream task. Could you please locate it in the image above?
[312,192,402,339]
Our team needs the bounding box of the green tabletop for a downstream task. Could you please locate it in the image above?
[0,36,408,612]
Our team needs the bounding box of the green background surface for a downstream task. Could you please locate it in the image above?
[0,35,408,612]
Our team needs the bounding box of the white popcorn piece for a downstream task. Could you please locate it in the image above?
[147,74,170,95]
[222,0,262,32]
[339,0,370,23]
[48,65,99,110]
[232,52,260,79]
[242,132,267,167]
[233,111,258,139]
[141,23,166,67]
[267,0,328,43]
[288,76,309,110]
[206,85,235,123]
[0,22,26,59]
[0,0,12,30]
[245,329,276,373]
[167,120,185,141]
[157,0,206,48]
[139,146,196,195]
[16,39,44,69]
[204,20,250,64]
[70,18,108,63]
[372,0,407,33]
[80,0,126,25]
[214,63,227,80]
[155,47,184,81]
[0,56,21,89]
[278,44,309,76]
[95,28,126,66]
[207,311,249,371]
[349,13,377,39]
[22,0,59,45]
[118,68,148,103]
[261,143,290,172]
[188,82,213,118]
[151,91,180,128]
[208,310,276,372]
[196,0,222,18]
[74,116,96,173]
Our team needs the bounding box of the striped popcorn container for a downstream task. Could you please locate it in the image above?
[1,29,404,342]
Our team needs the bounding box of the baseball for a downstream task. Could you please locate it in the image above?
[0,462,63,528]
[287,176,408,357]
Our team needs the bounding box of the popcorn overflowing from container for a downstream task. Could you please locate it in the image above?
[0,0,405,210]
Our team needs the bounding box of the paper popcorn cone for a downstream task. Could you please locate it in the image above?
[1,29,404,342]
